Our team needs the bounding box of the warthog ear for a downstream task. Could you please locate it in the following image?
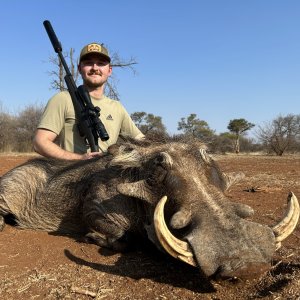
[117,180,157,203]
[198,148,245,191]
[221,172,245,191]
[211,167,245,191]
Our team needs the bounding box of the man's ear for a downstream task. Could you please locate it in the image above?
[78,64,82,74]
[108,65,113,75]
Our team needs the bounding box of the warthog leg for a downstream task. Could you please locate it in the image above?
[83,208,131,252]
[84,231,130,252]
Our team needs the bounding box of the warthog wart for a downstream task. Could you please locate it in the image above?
[0,139,298,279]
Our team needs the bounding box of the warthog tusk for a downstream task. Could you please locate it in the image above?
[154,196,197,267]
[272,192,300,247]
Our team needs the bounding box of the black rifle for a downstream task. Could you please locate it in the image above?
[43,20,109,153]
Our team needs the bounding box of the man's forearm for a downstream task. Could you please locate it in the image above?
[33,139,83,160]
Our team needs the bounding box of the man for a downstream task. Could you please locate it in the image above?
[33,42,144,160]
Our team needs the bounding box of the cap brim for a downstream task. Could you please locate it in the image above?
[80,52,111,63]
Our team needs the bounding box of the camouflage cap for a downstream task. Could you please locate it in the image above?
[79,42,111,63]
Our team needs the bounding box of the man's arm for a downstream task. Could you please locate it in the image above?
[33,129,102,160]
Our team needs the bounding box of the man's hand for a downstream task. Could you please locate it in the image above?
[81,152,104,160]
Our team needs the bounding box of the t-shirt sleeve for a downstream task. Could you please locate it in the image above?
[37,92,68,135]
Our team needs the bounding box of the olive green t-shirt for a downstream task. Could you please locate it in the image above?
[38,91,144,153]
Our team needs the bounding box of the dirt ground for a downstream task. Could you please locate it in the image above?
[1,153,300,299]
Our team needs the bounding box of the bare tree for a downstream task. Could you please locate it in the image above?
[256,114,300,156]
[48,48,79,91]
[48,47,137,100]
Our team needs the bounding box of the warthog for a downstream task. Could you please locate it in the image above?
[0,139,298,279]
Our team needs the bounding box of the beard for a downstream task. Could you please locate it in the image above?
[83,76,107,89]
[84,79,104,88]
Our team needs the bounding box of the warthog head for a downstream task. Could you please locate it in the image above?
[108,139,299,279]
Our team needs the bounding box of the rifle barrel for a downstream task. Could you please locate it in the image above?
[43,20,62,53]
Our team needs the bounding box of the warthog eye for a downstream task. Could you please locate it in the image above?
[152,152,173,169]
[154,155,164,164]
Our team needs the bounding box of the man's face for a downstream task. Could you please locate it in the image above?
[78,54,112,88]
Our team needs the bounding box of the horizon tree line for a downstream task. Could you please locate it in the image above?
[0,101,299,156]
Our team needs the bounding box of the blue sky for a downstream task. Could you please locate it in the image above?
[1,1,299,137]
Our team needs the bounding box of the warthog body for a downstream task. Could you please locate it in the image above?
[0,139,298,279]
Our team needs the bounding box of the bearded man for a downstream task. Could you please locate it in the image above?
[34,43,144,160]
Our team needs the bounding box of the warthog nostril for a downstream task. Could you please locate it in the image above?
[217,262,271,279]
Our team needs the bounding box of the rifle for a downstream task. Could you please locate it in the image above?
[43,20,109,153]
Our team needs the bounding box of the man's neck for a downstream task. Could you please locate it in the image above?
[87,86,105,100]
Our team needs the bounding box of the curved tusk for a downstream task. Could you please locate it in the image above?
[272,192,300,245]
[154,196,197,267]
